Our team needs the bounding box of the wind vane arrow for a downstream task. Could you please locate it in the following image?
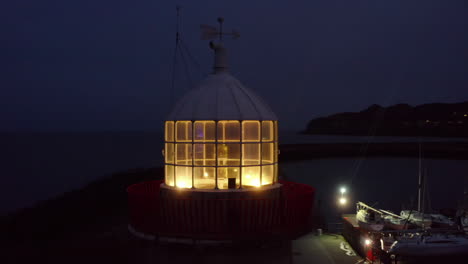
[200,17,240,41]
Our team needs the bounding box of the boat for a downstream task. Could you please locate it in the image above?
[462,215,468,233]
[380,209,412,230]
[398,141,432,228]
[356,202,385,231]
[457,210,468,233]
[430,213,455,228]
[383,215,411,230]
[400,210,432,228]
[399,210,455,229]
[456,193,468,233]
[388,233,468,257]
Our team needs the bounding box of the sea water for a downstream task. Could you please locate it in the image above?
[1,131,466,215]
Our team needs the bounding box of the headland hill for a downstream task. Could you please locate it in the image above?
[303,101,468,138]
[280,101,468,161]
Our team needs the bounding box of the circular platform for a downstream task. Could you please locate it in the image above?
[127,180,315,240]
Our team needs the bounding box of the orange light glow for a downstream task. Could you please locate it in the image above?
[165,120,278,189]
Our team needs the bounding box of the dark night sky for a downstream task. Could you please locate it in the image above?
[1,0,467,131]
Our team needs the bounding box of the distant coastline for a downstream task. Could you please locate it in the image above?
[303,101,468,138]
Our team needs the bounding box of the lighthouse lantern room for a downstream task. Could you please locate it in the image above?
[163,18,278,190]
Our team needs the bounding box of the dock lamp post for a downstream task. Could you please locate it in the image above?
[340,187,346,195]
[338,186,348,206]
[337,186,349,230]
[339,197,347,205]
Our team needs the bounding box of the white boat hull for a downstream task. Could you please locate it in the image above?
[400,210,432,228]
[358,220,384,232]
[389,235,468,257]
[356,209,384,231]
[384,221,410,231]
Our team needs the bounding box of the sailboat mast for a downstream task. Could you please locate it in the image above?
[418,140,423,212]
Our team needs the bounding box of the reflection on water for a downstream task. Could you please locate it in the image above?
[281,158,468,225]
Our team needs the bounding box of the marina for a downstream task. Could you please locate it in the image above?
[341,199,468,263]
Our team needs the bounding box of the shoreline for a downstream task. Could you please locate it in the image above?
[2,141,467,246]
[279,141,468,161]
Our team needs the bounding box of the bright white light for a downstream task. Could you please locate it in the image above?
[339,197,347,205]
[340,187,346,194]
[251,179,260,187]
[176,181,189,188]
[204,172,209,177]
[365,239,372,246]
[246,174,251,179]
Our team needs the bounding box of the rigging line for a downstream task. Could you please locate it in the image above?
[170,48,178,107]
[350,105,391,185]
[178,42,193,89]
[170,6,181,107]
[425,168,433,212]
[349,80,399,185]
[349,109,383,183]
[180,39,205,76]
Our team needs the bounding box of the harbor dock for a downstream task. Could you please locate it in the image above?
[341,213,468,264]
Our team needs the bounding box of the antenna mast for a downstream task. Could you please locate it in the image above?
[170,6,181,106]
[218,17,224,41]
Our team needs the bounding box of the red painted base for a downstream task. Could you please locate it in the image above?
[127,180,315,240]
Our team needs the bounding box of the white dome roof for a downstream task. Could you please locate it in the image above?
[167,72,277,121]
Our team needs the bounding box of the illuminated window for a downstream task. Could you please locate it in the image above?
[176,121,192,142]
[164,120,278,189]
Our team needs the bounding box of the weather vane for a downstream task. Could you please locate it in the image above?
[200,17,240,41]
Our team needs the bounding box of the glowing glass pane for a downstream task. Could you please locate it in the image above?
[194,167,215,189]
[242,143,260,165]
[165,121,174,142]
[165,165,174,186]
[176,121,192,142]
[218,144,240,166]
[165,143,174,164]
[274,121,278,141]
[194,144,216,166]
[242,121,260,142]
[261,121,274,141]
[242,166,261,187]
[175,166,192,188]
[274,164,278,183]
[175,143,192,165]
[194,121,216,142]
[274,141,278,163]
[217,167,240,189]
[261,143,274,164]
[217,121,240,142]
[261,165,274,185]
